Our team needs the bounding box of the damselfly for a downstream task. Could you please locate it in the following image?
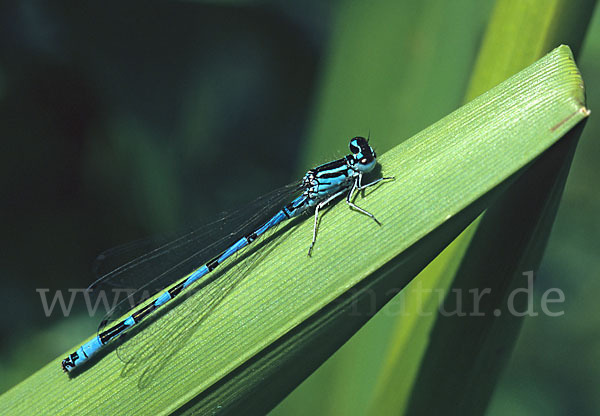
[62,136,393,373]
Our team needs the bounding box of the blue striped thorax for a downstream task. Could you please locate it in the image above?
[301,136,376,207]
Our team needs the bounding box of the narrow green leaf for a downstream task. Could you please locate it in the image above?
[0,46,588,415]
[369,0,596,414]
[405,122,585,416]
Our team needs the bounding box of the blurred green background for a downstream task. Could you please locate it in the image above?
[0,1,598,415]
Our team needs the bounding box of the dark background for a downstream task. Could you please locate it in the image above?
[1,2,598,415]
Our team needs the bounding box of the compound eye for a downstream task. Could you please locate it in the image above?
[349,140,360,154]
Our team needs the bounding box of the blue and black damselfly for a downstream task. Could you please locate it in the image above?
[62,136,393,373]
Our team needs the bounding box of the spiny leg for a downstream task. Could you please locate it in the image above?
[308,188,347,256]
[356,173,395,191]
[346,174,395,224]
[346,179,381,225]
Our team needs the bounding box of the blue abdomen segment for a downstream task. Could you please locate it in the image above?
[80,335,103,361]
[254,210,289,236]
[62,335,103,372]
[154,291,172,307]
[183,265,210,289]
[217,238,249,263]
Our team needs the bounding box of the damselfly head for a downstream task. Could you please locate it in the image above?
[349,136,376,173]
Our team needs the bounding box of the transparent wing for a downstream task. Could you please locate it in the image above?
[91,181,302,335]
[116,220,296,386]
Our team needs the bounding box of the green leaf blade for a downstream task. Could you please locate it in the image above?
[0,46,588,416]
